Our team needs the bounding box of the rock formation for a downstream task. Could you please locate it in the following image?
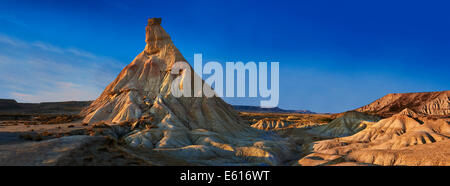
[251,119,292,130]
[233,105,315,114]
[356,91,449,116]
[307,111,380,138]
[297,108,450,166]
[0,136,152,166]
[80,18,294,165]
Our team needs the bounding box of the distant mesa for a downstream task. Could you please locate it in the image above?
[355,90,450,117]
[307,111,381,138]
[0,99,91,114]
[0,99,21,110]
[233,105,315,114]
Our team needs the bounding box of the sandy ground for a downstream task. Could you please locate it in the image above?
[0,119,196,166]
[0,120,88,144]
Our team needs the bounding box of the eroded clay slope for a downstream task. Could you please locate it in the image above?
[296,109,450,166]
[356,91,449,116]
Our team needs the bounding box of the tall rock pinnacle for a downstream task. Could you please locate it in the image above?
[80,18,294,165]
[145,18,172,55]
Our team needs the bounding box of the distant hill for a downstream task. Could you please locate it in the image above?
[300,108,450,166]
[0,99,92,114]
[0,99,21,110]
[233,105,316,114]
[355,91,449,117]
[0,99,316,115]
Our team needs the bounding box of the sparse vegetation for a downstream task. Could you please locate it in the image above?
[92,121,111,128]
[19,133,43,141]
[34,114,82,124]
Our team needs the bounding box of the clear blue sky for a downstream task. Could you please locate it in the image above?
[0,0,449,113]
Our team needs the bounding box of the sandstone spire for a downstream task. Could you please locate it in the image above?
[145,18,172,55]
[81,18,186,123]
[80,18,294,165]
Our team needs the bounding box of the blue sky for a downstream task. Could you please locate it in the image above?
[0,0,449,113]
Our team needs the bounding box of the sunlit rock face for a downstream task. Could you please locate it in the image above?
[298,108,450,166]
[356,91,450,116]
[251,119,293,130]
[81,18,295,165]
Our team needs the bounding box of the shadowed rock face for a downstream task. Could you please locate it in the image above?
[80,18,295,165]
[356,91,450,116]
[251,119,293,130]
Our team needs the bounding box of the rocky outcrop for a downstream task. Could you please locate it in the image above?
[298,108,450,166]
[307,111,380,138]
[251,119,292,130]
[80,18,295,165]
[233,105,315,114]
[0,135,153,166]
[356,91,449,116]
[0,99,91,114]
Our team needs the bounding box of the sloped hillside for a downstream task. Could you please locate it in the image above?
[296,108,450,166]
[356,91,449,116]
[307,111,381,138]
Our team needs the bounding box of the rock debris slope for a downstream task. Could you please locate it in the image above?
[81,18,294,165]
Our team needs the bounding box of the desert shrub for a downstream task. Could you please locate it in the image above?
[19,133,43,141]
[119,120,133,127]
[34,114,82,124]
